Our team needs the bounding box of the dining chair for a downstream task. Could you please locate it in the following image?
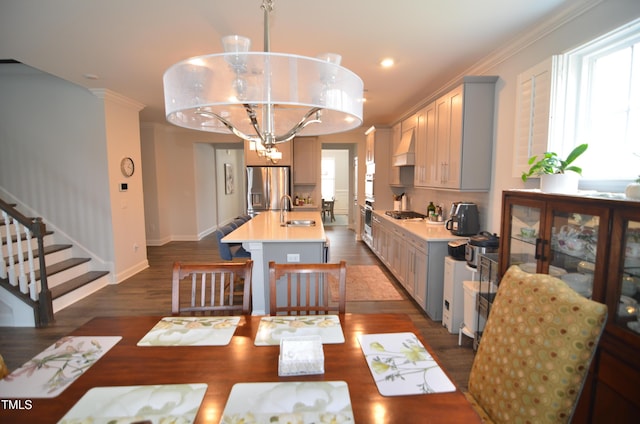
[322,198,335,222]
[465,265,607,424]
[171,260,253,315]
[268,260,347,315]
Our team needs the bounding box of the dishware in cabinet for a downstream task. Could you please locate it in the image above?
[499,190,610,301]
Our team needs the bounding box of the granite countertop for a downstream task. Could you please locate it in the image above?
[374,210,467,242]
[222,211,327,243]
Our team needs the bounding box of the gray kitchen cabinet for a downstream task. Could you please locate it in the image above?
[418,76,497,191]
[369,212,451,320]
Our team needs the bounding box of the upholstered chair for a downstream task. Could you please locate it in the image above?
[466,265,607,423]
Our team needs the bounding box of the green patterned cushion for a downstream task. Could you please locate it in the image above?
[468,265,607,424]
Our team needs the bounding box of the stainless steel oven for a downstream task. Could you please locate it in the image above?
[363,200,374,244]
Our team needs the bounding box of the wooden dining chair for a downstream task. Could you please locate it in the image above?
[465,265,607,424]
[268,260,347,315]
[171,260,253,315]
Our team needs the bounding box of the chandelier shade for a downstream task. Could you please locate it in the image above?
[164,52,363,140]
[163,0,363,157]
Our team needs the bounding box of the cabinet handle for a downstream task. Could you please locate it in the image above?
[534,238,547,261]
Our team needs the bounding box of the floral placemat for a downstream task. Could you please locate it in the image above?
[0,336,121,398]
[358,332,456,396]
[254,315,345,345]
[137,316,241,346]
[220,381,354,423]
[57,383,207,424]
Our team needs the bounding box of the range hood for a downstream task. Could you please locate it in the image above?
[393,129,415,166]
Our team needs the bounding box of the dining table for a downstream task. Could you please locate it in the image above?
[0,313,481,423]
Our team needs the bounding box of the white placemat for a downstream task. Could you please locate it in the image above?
[57,383,207,424]
[220,381,354,423]
[254,315,345,345]
[358,332,456,396]
[137,316,241,346]
[0,336,121,398]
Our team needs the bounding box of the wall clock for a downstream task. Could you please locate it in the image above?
[120,157,135,177]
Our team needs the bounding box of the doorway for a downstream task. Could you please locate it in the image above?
[321,146,354,227]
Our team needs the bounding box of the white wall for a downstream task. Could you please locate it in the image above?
[0,64,148,281]
[140,124,246,245]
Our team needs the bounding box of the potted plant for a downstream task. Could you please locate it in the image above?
[625,175,640,200]
[521,143,588,193]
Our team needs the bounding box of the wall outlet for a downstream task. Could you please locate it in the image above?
[287,253,300,263]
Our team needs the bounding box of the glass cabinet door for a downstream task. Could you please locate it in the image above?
[548,210,600,298]
[508,203,543,271]
[616,219,640,334]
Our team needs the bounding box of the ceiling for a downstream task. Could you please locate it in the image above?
[0,0,578,130]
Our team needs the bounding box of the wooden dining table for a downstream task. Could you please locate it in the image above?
[1,313,481,423]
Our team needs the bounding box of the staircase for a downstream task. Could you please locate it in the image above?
[0,198,110,327]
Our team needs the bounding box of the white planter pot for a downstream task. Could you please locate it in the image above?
[625,183,640,200]
[540,173,579,194]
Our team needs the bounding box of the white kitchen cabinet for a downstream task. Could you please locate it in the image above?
[417,76,497,191]
[365,127,393,211]
[365,126,375,164]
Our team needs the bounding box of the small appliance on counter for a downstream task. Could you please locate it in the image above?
[465,231,499,268]
[447,239,468,261]
[445,202,480,236]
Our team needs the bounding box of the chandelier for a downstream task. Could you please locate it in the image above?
[163,0,364,161]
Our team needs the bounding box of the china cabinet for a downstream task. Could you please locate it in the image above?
[499,190,640,422]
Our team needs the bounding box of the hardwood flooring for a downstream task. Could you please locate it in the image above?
[0,225,475,390]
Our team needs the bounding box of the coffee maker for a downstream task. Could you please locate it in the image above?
[445,202,480,236]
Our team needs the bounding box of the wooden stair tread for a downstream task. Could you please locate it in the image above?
[35,257,91,280]
[50,271,110,299]
[6,244,72,265]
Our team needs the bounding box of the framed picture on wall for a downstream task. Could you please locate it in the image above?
[224,163,234,195]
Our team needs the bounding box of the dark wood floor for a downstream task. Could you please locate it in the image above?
[0,225,475,390]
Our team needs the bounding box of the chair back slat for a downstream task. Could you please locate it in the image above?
[269,261,346,315]
[172,261,253,315]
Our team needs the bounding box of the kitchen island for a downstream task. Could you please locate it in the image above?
[222,210,327,314]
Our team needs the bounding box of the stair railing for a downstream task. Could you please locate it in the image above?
[0,198,53,326]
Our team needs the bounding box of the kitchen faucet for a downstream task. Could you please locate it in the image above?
[280,194,293,224]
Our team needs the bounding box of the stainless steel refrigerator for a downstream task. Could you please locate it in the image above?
[246,166,291,215]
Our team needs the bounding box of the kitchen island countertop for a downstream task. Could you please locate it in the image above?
[222,211,326,244]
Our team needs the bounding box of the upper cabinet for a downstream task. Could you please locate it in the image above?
[292,137,319,185]
[415,76,497,191]
[365,126,376,164]
[244,140,292,166]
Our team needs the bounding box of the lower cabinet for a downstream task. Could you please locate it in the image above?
[366,213,449,320]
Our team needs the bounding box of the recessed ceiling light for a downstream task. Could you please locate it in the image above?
[83,73,99,80]
[380,58,394,68]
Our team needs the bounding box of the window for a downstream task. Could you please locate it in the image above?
[552,18,640,190]
[321,158,335,200]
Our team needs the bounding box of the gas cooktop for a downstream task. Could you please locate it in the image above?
[385,210,427,220]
